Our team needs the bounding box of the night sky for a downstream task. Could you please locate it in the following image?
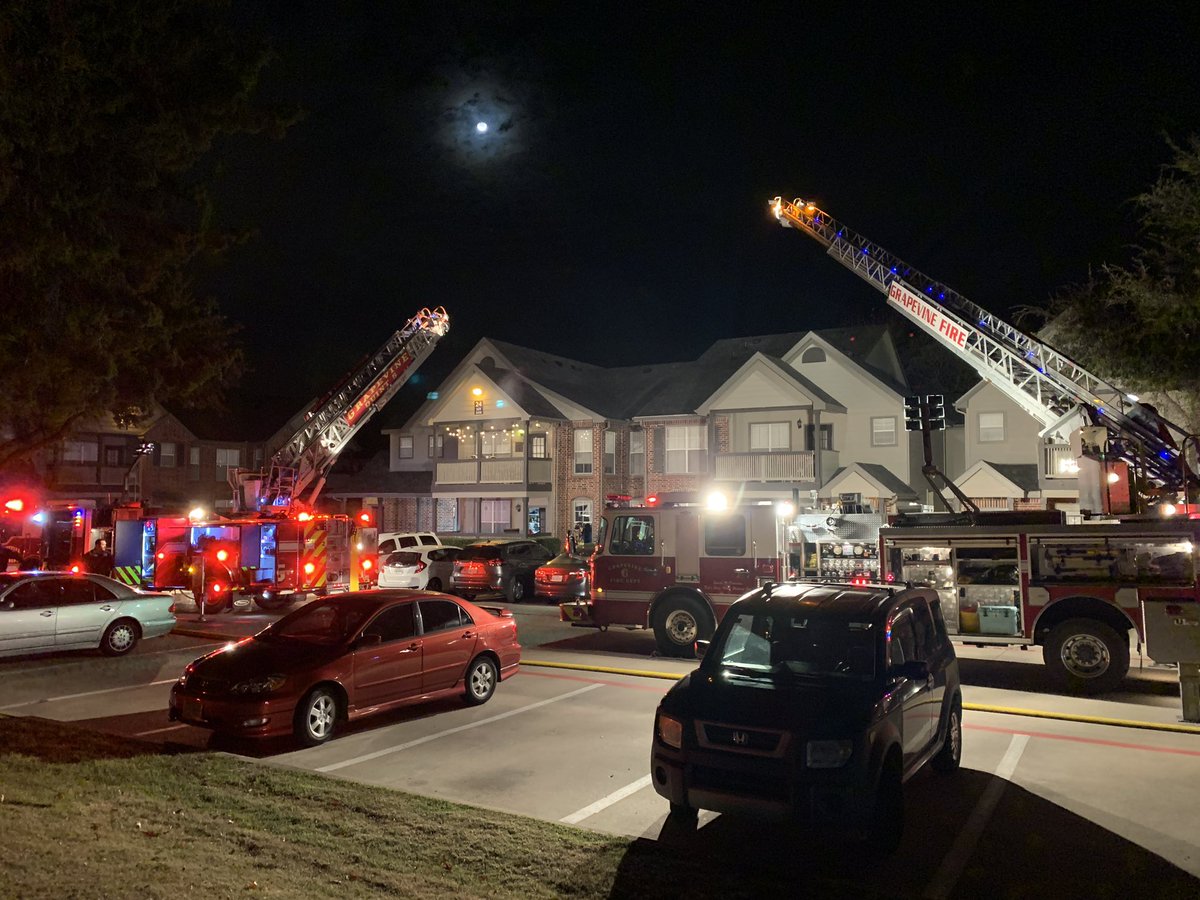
[201,3,1200,434]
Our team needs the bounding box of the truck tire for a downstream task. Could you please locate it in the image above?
[653,595,711,658]
[1043,618,1128,695]
[254,594,293,612]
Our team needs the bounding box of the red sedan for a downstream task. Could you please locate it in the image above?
[169,591,521,745]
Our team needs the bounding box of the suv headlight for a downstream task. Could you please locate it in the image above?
[806,739,853,768]
[657,713,684,749]
[230,674,287,696]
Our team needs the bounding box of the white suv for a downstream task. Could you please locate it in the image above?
[377,532,443,555]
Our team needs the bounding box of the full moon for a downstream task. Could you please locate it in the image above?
[476,121,488,133]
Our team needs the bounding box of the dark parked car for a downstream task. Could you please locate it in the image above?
[650,581,961,853]
[170,591,521,745]
[451,539,554,603]
[533,553,589,602]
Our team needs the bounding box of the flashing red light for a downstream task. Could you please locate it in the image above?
[885,572,895,583]
[297,512,313,522]
[361,558,374,572]
[358,510,373,526]
[215,549,229,562]
[70,564,81,574]
[304,562,316,575]
[645,495,659,507]
[4,498,24,513]
[211,583,224,593]
[157,551,166,560]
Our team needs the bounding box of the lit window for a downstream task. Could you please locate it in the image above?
[604,430,617,474]
[574,428,593,474]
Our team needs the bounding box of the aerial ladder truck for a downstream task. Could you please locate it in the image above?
[123,307,451,612]
[770,197,1196,513]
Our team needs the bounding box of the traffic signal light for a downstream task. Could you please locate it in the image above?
[903,396,923,432]
[926,394,946,431]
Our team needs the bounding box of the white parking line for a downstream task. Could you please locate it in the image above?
[561,774,653,824]
[923,734,1030,900]
[0,678,178,710]
[316,683,603,773]
[134,723,191,737]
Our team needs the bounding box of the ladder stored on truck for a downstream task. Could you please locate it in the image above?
[770,197,1192,492]
[231,306,450,512]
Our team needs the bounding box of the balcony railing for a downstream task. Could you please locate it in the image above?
[714,451,816,482]
[435,457,551,487]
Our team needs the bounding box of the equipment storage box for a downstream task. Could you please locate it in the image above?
[979,605,1020,636]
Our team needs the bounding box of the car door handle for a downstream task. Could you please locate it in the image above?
[41,610,54,617]
[462,631,475,639]
[400,641,422,653]
[100,605,114,612]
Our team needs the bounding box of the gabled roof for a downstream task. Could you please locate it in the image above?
[825,463,919,499]
[954,460,1041,495]
[475,360,566,419]
[696,352,844,414]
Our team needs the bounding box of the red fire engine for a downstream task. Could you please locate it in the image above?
[561,501,785,656]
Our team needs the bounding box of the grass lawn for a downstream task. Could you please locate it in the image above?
[0,715,870,899]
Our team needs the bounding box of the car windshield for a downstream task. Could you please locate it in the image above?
[386,551,422,567]
[261,597,376,645]
[713,611,877,681]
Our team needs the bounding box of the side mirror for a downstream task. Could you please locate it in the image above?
[694,639,710,659]
[355,633,383,649]
[893,659,930,681]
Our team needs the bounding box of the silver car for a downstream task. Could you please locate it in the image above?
[378,546,461,591]
[0,571,176,658]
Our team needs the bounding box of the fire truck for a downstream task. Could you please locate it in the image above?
[768,196,1200,693]
[92,306,450,612]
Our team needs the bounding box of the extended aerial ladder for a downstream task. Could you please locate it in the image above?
[231,306,450,513]
[770,197,1194,495]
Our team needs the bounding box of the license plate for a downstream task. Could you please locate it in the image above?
[183,697,203,721]
[551,573,564,582]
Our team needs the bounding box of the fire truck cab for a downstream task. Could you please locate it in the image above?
[562,502,782,656]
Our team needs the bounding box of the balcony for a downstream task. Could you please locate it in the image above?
[435,458,553,488]
[714,451,816,483]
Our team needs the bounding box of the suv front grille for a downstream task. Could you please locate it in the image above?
[691,764,789,800]
[697,721,787,756]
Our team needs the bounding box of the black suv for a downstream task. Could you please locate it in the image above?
[650,581,961,852]
[450,539,554,603]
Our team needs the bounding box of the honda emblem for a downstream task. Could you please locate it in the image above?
[732,730,749,746]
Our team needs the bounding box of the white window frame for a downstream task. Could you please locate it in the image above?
[666,424,707,474]
[629,430,645,476]
[188,446,201,481]
[574,428,593,474]
[530,434,548,459]
[871,416,897,447]
[480,499,511,534]
[481,430,513,458]
[749,422,790,452]
[603,430,617,474]
[398,435,414,459]
[427,433,444,459]
[978,412,1006,443]
[572,497,593,526]
[159,442,177,468]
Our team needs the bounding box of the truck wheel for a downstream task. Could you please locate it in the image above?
[654,595,711,658]
[194,589,230,614]
[1043,618,1128,695]
[932,694,962,773]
